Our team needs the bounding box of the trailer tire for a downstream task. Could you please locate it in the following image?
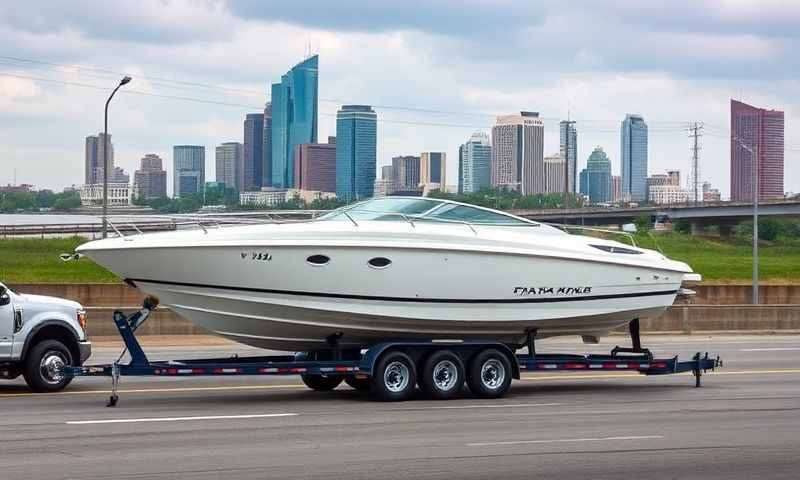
[344,376,371,391]
[372,351,416,401]
[419,350,464,400]
[23,339,74,393]
[467,349,512,399]
[300,374,343,391]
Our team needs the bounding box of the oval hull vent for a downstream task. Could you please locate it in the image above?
[368,257,392,269]
[307,254,330,266]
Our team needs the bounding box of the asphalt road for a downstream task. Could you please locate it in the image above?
[2,334,800,480]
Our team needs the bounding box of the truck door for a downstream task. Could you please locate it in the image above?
[0,287,14,358]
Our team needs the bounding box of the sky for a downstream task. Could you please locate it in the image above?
[0,0,797,198]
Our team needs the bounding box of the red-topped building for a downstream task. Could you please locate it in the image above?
[730,99,784,201]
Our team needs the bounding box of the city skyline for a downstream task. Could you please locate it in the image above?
[1,2,797,198]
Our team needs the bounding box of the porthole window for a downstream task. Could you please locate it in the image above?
[367,257,392,269]
[307,254,330,266]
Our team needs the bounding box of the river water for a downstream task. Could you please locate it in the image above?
[0,214,103,226]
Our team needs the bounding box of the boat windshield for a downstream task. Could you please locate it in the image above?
[318,197,536,226]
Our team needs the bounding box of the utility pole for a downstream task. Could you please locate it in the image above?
[688,122,703,203]
[733,135,759,305]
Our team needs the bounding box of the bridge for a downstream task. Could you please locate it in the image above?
[510,198,800,233]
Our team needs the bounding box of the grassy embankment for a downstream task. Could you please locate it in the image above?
[0,234,798,284]
[0,237,118,283]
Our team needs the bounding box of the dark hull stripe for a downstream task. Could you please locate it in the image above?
[127,278,678,305]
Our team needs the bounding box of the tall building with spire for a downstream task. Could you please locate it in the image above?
[730,99,785,200]
[559,120,577,193]
[270,55,318,188]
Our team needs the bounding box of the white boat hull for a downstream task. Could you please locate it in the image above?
[83,239,685,351]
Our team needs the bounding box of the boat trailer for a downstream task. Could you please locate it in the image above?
[66,297,722,407]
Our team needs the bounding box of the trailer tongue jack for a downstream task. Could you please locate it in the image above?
[65,299,722,407]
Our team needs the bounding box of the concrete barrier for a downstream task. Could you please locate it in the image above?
[81,304,800,339]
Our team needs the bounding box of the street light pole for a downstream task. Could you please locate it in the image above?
[734,136,759,305]
[101,76,132,239]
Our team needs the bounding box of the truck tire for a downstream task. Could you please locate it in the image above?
[23,339,74,393]
[344,375,371,391]
[372,350,416,401]
[301,374,343,391]
[419,350,464,400]
[467,348,512,399]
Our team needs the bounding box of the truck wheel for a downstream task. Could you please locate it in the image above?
[467,349,512,399]
[344,375,371,391]
[301,374,343,391]
[420,350,464,400]
[372,351,416,401]
[23,339,74,393]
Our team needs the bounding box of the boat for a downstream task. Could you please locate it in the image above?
[76,197,701,352]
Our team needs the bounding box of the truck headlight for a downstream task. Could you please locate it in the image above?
[77,309,87,332]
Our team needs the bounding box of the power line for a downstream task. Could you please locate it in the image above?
[0,53,713,125]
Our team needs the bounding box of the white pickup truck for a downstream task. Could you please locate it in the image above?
[0,282,91,392]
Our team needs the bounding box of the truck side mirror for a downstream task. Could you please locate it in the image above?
[0,288,9,306]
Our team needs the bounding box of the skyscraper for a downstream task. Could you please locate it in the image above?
[294,141,336,193]
[621,114,648,202]
[84,133,114,184]
[419,152,447,191]
[392,155,421,191]
[730,99,785,200]
[559,120,577,193]
[543,153,566,194]
[491,112,544,195]
[243,113,264,191]
[134,154,167,200]
[458,131,492,194]
[262,102,272,187]
[215,142,243,191]
[335,105,377,202]
[270,55,319,188]
[173,145,205,198]
[581,146,612,203]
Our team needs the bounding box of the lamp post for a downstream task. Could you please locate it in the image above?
[734,136,759,305]
[101,76,132,239]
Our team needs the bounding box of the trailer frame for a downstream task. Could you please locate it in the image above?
[66,300,722,407]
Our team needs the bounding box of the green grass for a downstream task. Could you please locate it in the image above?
[0,234,798,284]
[0,237,119,284]
[631,232,800,283]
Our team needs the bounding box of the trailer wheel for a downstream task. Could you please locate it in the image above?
[23,339,74,393]
[420,350,464,400]
[467,349,512,399]
[344,376,371,391]
[372,351,416,401]
[300,374,343,391]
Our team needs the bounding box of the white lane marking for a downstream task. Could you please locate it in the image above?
[467,435,663,447]
[66,413,297,425]
[429,403,563,410]
[739,347,800,352]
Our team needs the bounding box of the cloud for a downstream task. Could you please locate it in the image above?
[0,0,797,197]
